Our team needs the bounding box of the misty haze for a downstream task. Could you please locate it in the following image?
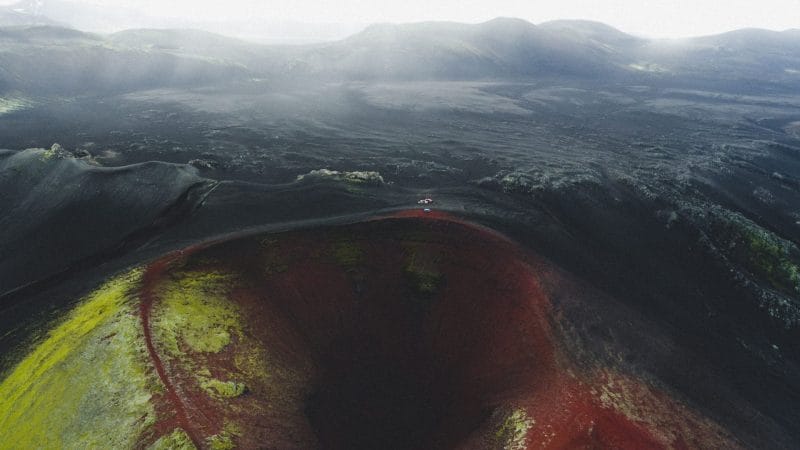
[0,1,799,449]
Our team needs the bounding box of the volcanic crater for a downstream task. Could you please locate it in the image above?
[142,211,562,449]
[0,211,740,449]
[132,211,733,449]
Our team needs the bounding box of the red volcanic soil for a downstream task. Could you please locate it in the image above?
[140,247,205,447]
[137,210,734,449]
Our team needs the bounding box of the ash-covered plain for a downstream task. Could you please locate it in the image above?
[0,18,799,449]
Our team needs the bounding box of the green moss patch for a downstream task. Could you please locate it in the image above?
[150,268,267,449]
[152,270,243,356]
[207,433,235,450]
[0,269,159,449]
[149,428,197,450]
[200,377,247,398]
[207,423,242,450]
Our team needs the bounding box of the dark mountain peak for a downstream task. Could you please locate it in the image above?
[539,19,641,45]
[695,27,800,49]
[342,18,543,54]
[311,17,628,80]
[479,17,537,30]
[703,27,792,40]
[355,20,468,36]
[540,19,623,33]
[473,17,540,41]
[352,18,537,40]
[718,27,783,35]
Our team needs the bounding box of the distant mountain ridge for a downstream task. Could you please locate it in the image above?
[268,18,799,89]
[300,18,637,79]
[0,0,364,43]
[0,25,249,94]
[0,18,799,94]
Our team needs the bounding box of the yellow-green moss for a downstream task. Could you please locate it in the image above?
[148,428,197,450]
[0,269,158,449]
[206,411,245,449]
[41,147,57,160]
[200,377,247,398]
[152,270,242,356]
[40,143,67,161]
[494,408,534,450]
[233,347,271,384]
[222,421,243,437]
[151,269,270,448]
[207,432,235,450]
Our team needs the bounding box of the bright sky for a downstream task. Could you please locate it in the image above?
[2,0,799,37]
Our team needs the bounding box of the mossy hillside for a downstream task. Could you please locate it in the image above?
[152,270,243,356]
[151,268,283,448]
[0,269,159,449]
